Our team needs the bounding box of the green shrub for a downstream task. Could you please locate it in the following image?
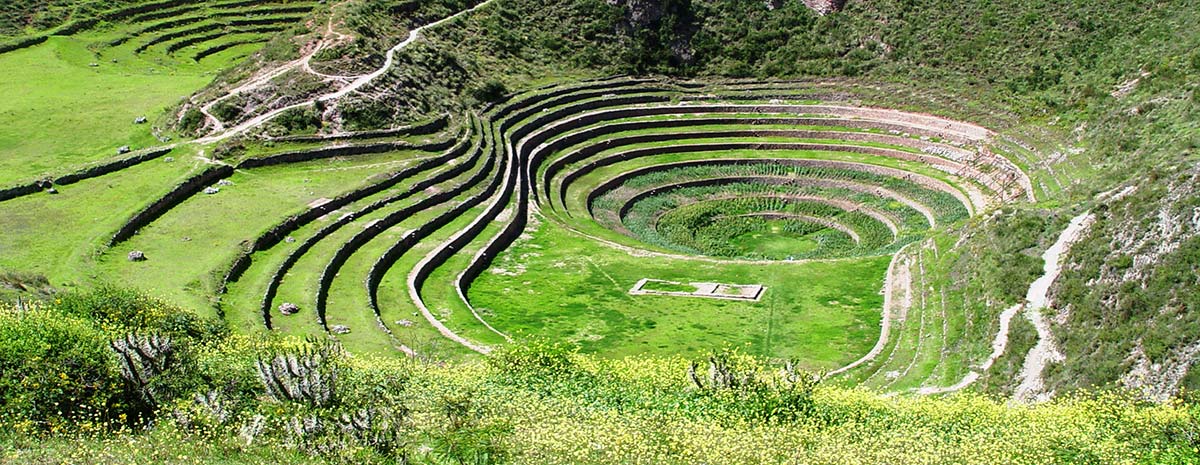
[688,348,821,424]
[177,107,205,135]
[468,79,508,104]
[268,106,322,136]
[53,285,225,342]
[487,338,579,380]
[0,303,124,432]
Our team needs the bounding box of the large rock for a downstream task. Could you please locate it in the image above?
[128,250,146,262]
[330,325,351,334]
[801,0,846,15]
[278,302,299,315]
[117,145,132,154]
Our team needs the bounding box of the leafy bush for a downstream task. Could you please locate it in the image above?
[688,348,821,424]
[468,78,508,104]
[177,107,206,135]
[54,285,225,342]
[267,106,322,136]
[0,303,123,432]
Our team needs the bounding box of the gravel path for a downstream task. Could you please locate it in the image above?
[196,0,499,145]
[1013,212,1094,401]
[918,211,1094,397]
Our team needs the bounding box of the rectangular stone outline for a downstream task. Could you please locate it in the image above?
[628,278,765,302]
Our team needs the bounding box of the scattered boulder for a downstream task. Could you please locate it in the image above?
[88,62,99,67]
[203,187,220,195]
[127,250,146,262]
[395,319,414,327]
[330,325,351,334]
[284,236,296,243]
[117,145,132,154]
[278,302,300,315]
[46,187,58,194]
[164,157,175,162]
[134,116,148,124]
[217,179,234,186]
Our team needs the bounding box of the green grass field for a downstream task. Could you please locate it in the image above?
[0,37,220,185]
[0,148,203,286]
[469,217,890,368]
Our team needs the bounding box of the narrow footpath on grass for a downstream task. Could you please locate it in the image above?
[917,211,1095,397]
[195,0,500,144]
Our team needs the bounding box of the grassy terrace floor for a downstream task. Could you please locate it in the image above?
[0,147,203,285]
[468,218,889,368]
[101,151,434,314]
[552,148,975,257]
[0,37,214,185]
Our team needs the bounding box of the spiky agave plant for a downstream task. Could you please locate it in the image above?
[255,337,342,408]
[688,351,754,391]
[110,332,176,407]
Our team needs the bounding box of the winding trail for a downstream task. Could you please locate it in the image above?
[196,1,357,132]
[917,211,1095,396]
[196,0,498,144]
[1013,212,1095,401]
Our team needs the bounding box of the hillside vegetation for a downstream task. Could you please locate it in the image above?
[3,295,1199,464]
[0,0,1198,463]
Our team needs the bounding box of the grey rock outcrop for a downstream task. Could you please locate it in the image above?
[801,0,846,15]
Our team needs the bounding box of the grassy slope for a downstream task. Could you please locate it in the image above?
[100,152,427,315]
[0,36,212,185]
[0,149,203,287]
